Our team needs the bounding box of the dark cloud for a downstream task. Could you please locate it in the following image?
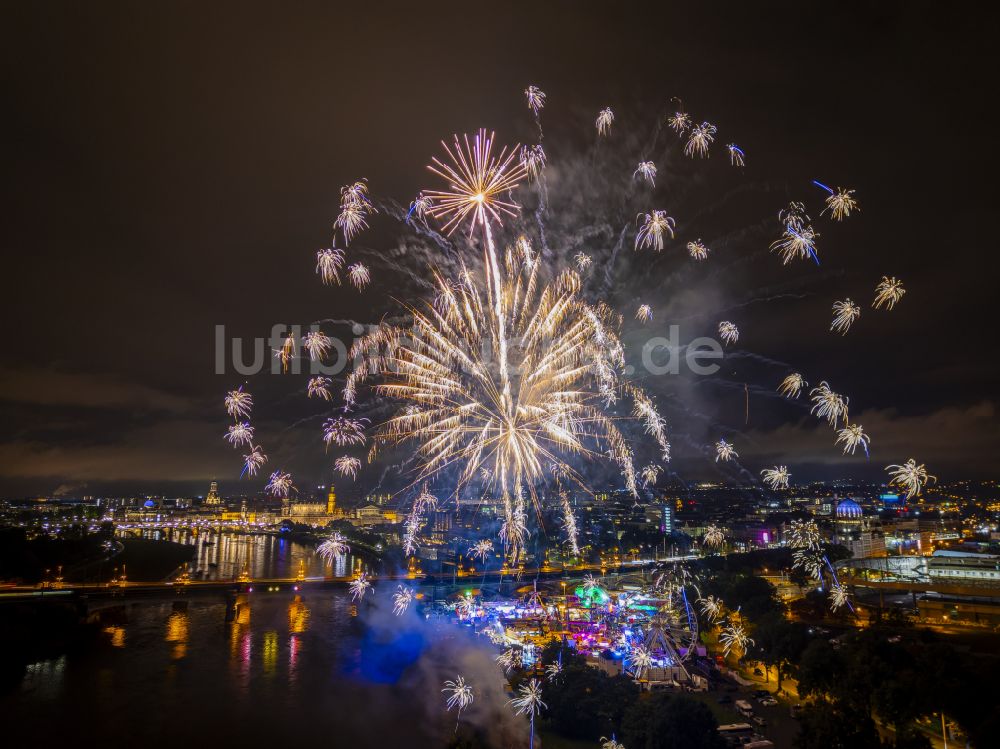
[1,1,997,494]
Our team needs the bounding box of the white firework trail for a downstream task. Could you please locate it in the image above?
[836,423,870,457]
[265,470,294,498]
[525,85,546,115]
[636,304,652,322]
[873,276,905,310]
[348,263,370,290]
[718,321,739,345]
[809,381,849,427]
[242,445,267,477]
[322,417,367,447]
[886,459,936,499]
[727,143,745,167]
[777,373,807,399]
[814,181,859,221]
[393,585,414,616]
[302,330,332,361]
[698,594,724,620]
[349,573,371,602]
[831,299,861,334]
[760,466,790,490]
[225,422,254,448]
[686,239,709,260]
[635,210,676,250]
[596,107,615,135]
[715,438,738,462]
[684,121,717,158]
[315,247,345,285]
[334,455,361,479]
[633,160,657,186]
[559,492,580,556]
[225,386,253,419]
[307,376,333,400]
[317,532,350,562]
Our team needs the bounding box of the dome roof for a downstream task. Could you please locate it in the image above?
[835,498,863,518]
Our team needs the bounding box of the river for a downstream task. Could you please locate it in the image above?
[2,588,528,748]
[120,529,362,580]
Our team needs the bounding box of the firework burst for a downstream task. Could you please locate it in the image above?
[684,121,717,158]
[393,585,414,616]
[633,160,657,186]
[715,438,738,462]
[307,376,333,400]
[718,321,739,345]
[317,532,350,562]
[242,445,267,477]
[348,263,370,290]
[302,331,332,360]
[265,470,294,498]
[777,373,807,399]
[873,276,906,310]
[525,85,546,115]
[810,381,849,427]
[424,129,527,235]
[727,143,745,166]
[886,459,936,499]
[635,210,675,251]
[225,422,254,448]
[686,239,709,260]
[814,181,859,221]
[443,675,474,724]
[315,247,345,285]
[636,304,653,322]
[761,466,790,490]
[322,417,367,447]
[225,386,253,419]
[703,525,726,549]
[596,107,614,135]
[720,616,754,657]
[698,594,724,620]
[836,423,870,456]
[349,573,371,602]
[334,455,362,479]
[831,299,861,334]
[667,110,691,133]
[344,226,668,559]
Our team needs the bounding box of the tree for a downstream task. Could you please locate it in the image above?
[620,693,725,749]
[795,640,844,700]
[795,700,881,749]
[542,662,638,740]
[749,612,810,692]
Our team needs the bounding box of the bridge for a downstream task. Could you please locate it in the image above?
[1,554,699,604]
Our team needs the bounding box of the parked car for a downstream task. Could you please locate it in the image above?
[760,697,778,707]
[753,717,767,727]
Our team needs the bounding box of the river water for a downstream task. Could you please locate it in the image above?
[121,529,361,579]
[3,588,528,748]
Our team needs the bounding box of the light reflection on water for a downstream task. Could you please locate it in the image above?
[122,529,357,580]
[4,588,525,748]
[8,591,359,742]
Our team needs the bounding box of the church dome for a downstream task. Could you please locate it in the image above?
[835,498,863,518]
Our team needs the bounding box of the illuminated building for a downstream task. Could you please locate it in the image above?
[205,480,221,506]
[832,498,886,558]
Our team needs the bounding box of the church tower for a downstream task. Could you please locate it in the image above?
[326,486,337,515]
[205,480,221,506]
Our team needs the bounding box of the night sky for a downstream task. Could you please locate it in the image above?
[2,1,997,497]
